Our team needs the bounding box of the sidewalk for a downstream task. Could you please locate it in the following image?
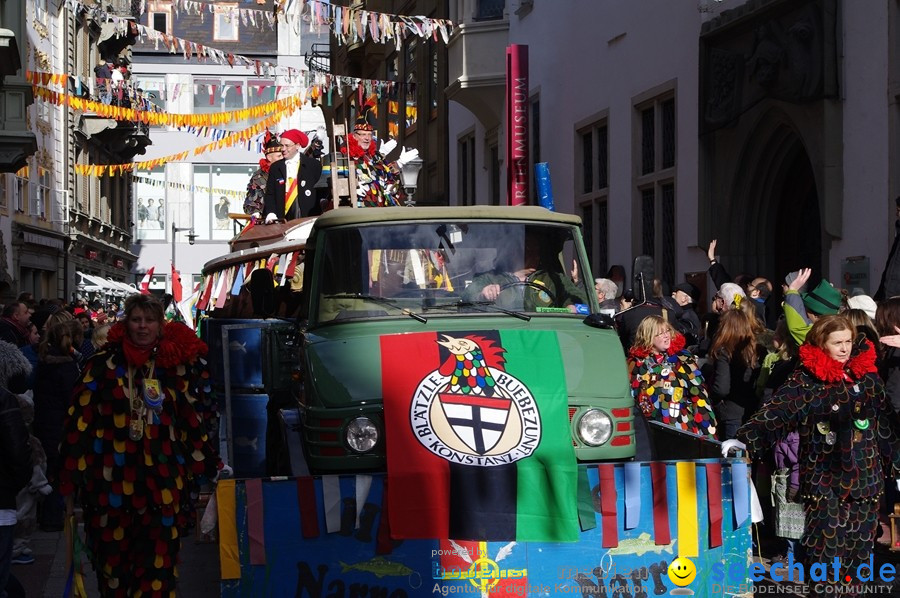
[10,524,221,597]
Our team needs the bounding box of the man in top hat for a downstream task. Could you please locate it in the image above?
[262,128,323,222]
[342,102,418,207]
[245,132,283,218]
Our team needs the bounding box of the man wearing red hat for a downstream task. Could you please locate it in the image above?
[262,128,322,222]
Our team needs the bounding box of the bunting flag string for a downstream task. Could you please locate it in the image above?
[31,69,403,101]
[74,99,300,176]
[30,77,300,128]
[273,0,454,49]
[60,0,426,103]
[30,64,411,114]
[99,0,454,48]
[26,69,324,103]
[133,175,247,199]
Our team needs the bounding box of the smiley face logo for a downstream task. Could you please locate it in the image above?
[667,557,697,587]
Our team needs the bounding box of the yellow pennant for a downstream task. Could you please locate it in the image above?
[676,462,699,557]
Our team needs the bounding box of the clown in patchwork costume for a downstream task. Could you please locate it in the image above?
[341,102,419,207]
[58,294,223,597]
[627,315,717,438]
[731,315,900,597]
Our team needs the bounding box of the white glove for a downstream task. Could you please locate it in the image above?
[316,126,329,155]
[378,138,397,157]
[721,438,747,457]
[251,212,261,220]
[214,464,234,482]
[264,212,278,224]
[896,479,900,492]
[397,147,419,168]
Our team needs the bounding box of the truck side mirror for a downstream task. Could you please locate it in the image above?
[583,313,615,329]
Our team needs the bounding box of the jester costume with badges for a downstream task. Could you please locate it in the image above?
[58,321,221,597]
[737,338,900,582]
[341,132,402,207]
[627,333,717,437]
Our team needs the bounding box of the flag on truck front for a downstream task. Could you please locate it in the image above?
[381,330,578,542]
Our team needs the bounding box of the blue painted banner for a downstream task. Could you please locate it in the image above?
[219,460,752,597]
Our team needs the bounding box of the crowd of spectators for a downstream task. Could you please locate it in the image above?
[604,236,900,595]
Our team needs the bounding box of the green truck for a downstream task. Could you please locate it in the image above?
[287,206,635,473]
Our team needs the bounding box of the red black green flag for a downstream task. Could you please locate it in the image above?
[380,329,578,542]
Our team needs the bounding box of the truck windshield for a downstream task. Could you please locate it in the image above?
[314,221,593,322]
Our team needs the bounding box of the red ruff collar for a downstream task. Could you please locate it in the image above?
[628,333,686,360]
[107,321,208,367]
[340,134,376,160]
[798,339,878,382]
[258,158,271,173]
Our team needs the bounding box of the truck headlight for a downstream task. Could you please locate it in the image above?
[577,409,612,446]
[346,417,379,453]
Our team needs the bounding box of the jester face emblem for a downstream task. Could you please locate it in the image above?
[409,334,542,465]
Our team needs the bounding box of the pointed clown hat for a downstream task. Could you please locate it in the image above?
[354,101,377,132]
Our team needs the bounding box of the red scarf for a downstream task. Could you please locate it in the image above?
[107,321,208,368]
[628,333,686,360]
[798,339,878,382]
[340,134,376,160]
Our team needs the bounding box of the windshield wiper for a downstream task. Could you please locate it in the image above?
[323,293,428,323]
[425,300,531,322]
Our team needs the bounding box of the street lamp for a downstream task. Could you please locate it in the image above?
[399,156,423,207]
[171,222,196,293]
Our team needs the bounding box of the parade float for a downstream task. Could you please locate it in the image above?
[197,206,753,597]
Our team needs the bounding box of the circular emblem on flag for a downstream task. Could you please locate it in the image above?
[410,366,542,466]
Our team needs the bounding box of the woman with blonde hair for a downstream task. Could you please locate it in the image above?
[627,315,717,449]
[79,321,111,368]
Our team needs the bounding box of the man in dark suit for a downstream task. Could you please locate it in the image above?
[262,129,322,222]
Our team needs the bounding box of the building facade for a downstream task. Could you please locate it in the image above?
[447,0,900,302]
[325,0,450,206]
[130,0,326,294]
[0,0,39,301]
[0,0,144,304]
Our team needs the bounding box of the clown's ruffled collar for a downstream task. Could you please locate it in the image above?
[798,338,877,383]
[628,333,686,361]
[340,134,377,160]
[107,320,208,368]
[258,158,272,173]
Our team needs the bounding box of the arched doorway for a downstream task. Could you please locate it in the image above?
[730,113,823,285]
[772,149,822,282]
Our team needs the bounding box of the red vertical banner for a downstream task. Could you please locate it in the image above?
[505,44,529,206]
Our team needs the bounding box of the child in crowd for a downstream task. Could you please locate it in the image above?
[11,426,51,565]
